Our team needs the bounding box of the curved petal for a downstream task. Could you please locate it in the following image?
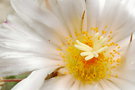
[3,15,63,55]
[10,0,66,32]
[41,75,74,90]
[0,18,63,76]
[117,40,135,83]
[117,35,135,60]
[41,0,87,37]
[109,77,135,90]
[125,39,135,70]
[12,67,58,90]
[10,0,70,47]
[117,36,131,52]
[86,0,135,42]
[80,83,103,90]
[99,80,120,90]
[117,70,135,83]
[69,80,80,90]
[0,52,62,77]
[88,83,103,90]
[86,0,101,29]
[56,0,87,33]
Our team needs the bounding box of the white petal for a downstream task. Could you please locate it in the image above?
[0,53,62,77]
[117,40,135,82]
[91,83,103,90]
[117,70,135,83]
[80,83,102,90]
[12,67,58,90]
[3,15,66,63]
[6,15,67,49]
[69,80,80,90]
[102,0,135,42]
[10,0,70,47]
[112,35,133,65]
[46,0,87,37]
[125,39,135,69]
[1,17,63,56]
[86,0,101,29]
[117,35,131,53]
[99,80,120,90]
[87,0,135,42]
[109,77,135,90]
[0,21,63,76]
[41,75,74,90]
[11,0,66,31]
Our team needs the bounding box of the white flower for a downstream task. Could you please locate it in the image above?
[0,0,135,90]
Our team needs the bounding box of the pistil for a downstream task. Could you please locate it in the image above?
[75,40,108,61]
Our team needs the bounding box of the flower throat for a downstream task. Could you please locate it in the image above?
[59,27,121,84]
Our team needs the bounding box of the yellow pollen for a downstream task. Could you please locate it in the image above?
[60,28,121,84]
[102,30,107,34]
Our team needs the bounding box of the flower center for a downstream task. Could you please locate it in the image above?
[59,27,121,84]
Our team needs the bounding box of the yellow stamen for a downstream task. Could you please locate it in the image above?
[60,28,121,84]
[75,40,108,61]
